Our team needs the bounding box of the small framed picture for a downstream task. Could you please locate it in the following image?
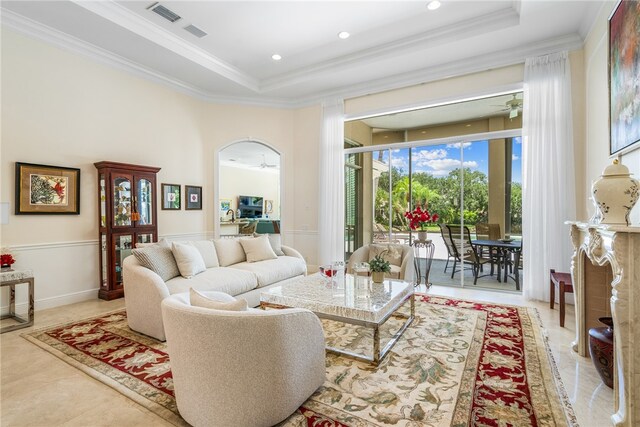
[161,184,181,210]
[265,199,274,214]
[220,199,231,212]
[185,185,202,210]
[15,162,81,214]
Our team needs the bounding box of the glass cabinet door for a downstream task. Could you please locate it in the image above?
[114,234,133,285]
[113,176,132,227]
[100,234,107,287]
[136,233,154,245]
[137,178,153,226]
[100,174,106,228]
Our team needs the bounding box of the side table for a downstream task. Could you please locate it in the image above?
[0,269,34,333]
[412,239,435,288]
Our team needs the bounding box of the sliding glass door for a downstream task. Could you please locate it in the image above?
[344,132,523,292]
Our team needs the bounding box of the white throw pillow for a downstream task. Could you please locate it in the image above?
[369,244,404,267]
[190,288,248,311]
[240,235,278,263]
[189,240,219,268]
[171,242,206,278]
[254,233,285,256]
[213,238,246,267]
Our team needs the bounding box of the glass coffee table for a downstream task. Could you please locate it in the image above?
[260,273,414,365]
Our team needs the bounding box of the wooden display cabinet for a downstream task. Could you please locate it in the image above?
[94,161,161,300]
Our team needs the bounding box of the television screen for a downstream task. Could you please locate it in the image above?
[238,195,263,218]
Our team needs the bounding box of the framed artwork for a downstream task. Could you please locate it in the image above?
[220,199,231,212]
[609,0,640,155]
[15,162,80,214]
[161,184,181,210]
[265,199,274,214]
[185,185,202,210]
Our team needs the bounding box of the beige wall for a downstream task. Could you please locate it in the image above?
[0,28,321,309]
[583,3,640,224]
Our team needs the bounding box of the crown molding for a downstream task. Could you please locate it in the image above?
[2,7,585,111]
[294,33,585,107]
[71,0,259,91]
[260,7,520,92]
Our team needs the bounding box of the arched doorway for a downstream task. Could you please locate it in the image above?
[217,140,281,237]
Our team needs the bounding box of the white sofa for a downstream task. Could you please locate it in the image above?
[123,236,307,341]
[162,291,325,427]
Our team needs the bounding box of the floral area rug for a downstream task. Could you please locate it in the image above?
[23,295,577,427]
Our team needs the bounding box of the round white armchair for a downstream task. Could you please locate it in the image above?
[161,292,326,427]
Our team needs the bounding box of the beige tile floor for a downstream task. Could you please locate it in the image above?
[1,287,614,426]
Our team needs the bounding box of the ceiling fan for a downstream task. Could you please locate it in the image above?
[256,154,277,169]
[500,94,523,119]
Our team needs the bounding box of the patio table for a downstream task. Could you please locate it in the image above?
[472,239,522,290]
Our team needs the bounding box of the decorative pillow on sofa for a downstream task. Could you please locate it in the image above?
[369,244,403,266]
[240,235,278,263]
[190,288,248,311]
[189,240,219,268]
[253,233,285,256]
[132,243,180,282]
[213,238,246,267]
[171,242,206,278]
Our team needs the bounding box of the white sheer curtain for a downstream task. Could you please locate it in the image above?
[522,51,576,301]
[318,99,345,265]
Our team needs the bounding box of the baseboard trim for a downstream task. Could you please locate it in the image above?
[1,287,101,314]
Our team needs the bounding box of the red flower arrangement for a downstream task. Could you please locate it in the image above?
[1,253,16,267]
[404,205,439,231]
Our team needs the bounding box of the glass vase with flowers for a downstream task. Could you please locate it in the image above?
[404,205,439,241]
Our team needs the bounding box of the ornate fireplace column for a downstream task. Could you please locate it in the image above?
[568,222,640,426]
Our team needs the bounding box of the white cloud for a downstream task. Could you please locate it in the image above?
[446,142,472,149]
[425,159,478,171]
[391,156,407,169]
[512,154,520,161]
[414,149,447,167]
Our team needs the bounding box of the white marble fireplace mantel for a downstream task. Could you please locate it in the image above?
[567,221,640,426]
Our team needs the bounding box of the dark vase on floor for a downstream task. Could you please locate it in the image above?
[588,316,614,389]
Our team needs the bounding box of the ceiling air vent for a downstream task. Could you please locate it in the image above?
[148,3,181,23]
[184,24,207,38]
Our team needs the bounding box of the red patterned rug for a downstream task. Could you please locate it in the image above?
[23,295,576,426]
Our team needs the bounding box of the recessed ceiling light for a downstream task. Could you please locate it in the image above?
[271,54,282,61]
[338,31,350,39]
[427,1,441,11]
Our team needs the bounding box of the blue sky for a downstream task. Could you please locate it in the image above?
[380,137,522,183]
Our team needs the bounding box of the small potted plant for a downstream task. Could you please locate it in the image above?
[1,251,16,271]
[369,253,391,283]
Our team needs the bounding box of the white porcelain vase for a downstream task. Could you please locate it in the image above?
[591,160,639,226]
[417,231,428,241]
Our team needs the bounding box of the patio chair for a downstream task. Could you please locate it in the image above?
[439,223,457,273]
[475,223,501,240]
[446,224,493,285]
[474,222,501,270]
